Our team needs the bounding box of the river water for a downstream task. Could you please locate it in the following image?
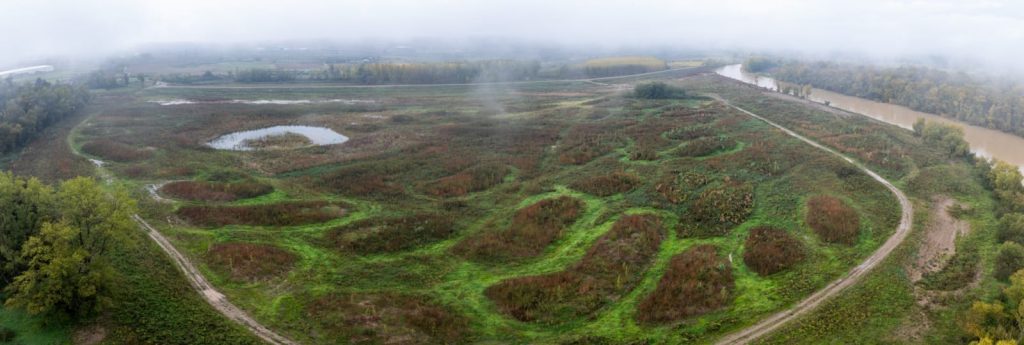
[716,64,1024,168]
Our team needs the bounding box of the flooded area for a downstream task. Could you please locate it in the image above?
[207,125,348,151]
[716,64,1024,168]
[150,99,375,106]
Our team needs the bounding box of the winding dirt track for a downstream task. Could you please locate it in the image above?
[710,95,914,345]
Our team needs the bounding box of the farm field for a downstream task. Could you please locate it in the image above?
[60,68,928,344]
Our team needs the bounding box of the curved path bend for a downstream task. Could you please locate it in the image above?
[710,95,914,345]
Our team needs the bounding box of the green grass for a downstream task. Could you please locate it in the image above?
[0,305,69,345]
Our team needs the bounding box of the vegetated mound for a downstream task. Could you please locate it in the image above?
[422,163,508,197]
[327,214,456,254]
[305,293,469,344]
[633,82,686,99]
[655,170,711,205]
[453,196,584,262]
[583,56,667,78]
[570,172,641,197]
[558,122,628,165]
[676,136,736,157]
[160,180,273,202]
[81,139,153,162]
[321,164,404,197]
[205,242,297,282]
[806,195,861,245]
[177,201,346,227]
[485,214,665,323]
[240,132,312,149]
[665,125,714,141]
[680,178,754,237]
[743,226,806,276]
[636,244,734,324]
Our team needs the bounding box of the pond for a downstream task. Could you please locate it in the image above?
[207,125,349,151]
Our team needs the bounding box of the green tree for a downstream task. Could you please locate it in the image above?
[0,172,56,284]
[4,177,136,316]
[1000,214,1024,245]
[913,118,926,136]
[997,242,1024,281]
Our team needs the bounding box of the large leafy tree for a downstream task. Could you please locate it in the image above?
[0,172,55,285]
[3,177,136,316]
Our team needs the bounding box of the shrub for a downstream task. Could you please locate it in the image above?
[305,293,469,344]
[327,214,456,254]
[454,196,584,262]
[742,227,805,276]
[81,139,153,162]
[998,213,1024,245]
[485,214,665,323]
[423,163,508,197]
[681,178,754,237]
[557,122,627,165]
[205,243,297,282]
[322,165,404,197]
[636,245,734,324]
[996,241,1024,281]
[177,201,346,227]
[806,195,861,245]
[665,126,713,141]
[160,180,273,202]
[570,172,641,197]
[240,132,311,149]
[0,326,14,342]
[633,82,686,99]
[676,136,736,157]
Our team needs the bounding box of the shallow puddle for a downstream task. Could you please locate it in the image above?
[207,125,348,151]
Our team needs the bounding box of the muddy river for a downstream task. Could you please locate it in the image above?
[717,64,1024,168]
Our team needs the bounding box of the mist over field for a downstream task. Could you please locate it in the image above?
[3,0,1024,72]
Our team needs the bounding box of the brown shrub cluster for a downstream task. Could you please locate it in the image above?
[454,196,584,262]
[806,195,861,245]
[665,125,713,141]
[81,139,153,162]
[327,214,456,254]
[742,227,805,276]
[322,165,404,197]
[177,201,346,227]
[558,122,628,165]
[485,214,665,323]
[305,293,469,344]
[570,172,641,197]
[160,180,273,202]
[636,245,734,324]
[423,163,508,197]
[681,178,754,237]
[205,242,297,282]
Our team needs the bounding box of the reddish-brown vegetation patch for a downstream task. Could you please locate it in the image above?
[322,165,404,197]
[81,139,153,162]
[485,214,665,323]
[422,163,508,197]
[305,293,469,344]
[177,201,346,227]
[205,242,297,281]
[570,172,641,197]
[454,196,584,262]
[676,136,736,157]
[327,214,456,254]
[742,227,806,276]
[681,178,754,237]
[558,122,629,165]
[636,245,734,324]
[160,180,273,202]
[806,195,861,245]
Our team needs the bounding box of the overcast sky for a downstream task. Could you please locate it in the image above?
[3,0,1024,70]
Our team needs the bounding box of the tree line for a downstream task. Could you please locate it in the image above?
[309,60,541,84]
[0,79,90,154]
[756,59,1024,138]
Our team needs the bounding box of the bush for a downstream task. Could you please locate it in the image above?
[454,196,584,262]
[177,201,346,227]
[423,163,508,197]
[676,136,736,157]
[327,214,455,254]
[557,122,627,165]
[0,326,15,342]
[806,195,861,245]
[81,139,153,162]
[205,243,297,282]
[633,82,686,99]
[681,178,754,237]
[636,245,734,324]
[485,214,665,323]
[996,241,1024,281]
[321,165,404,197]
[305,293,469,344]
[160,180,273,202]
[570,172,641,197]
[743,227,805,275]
[998,213,1024,245]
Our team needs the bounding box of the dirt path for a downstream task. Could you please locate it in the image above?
[909,197,969,282]
[709,95,914,345]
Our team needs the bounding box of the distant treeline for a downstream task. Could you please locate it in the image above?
[755,59,1024,137]
[0,79,90,154]
[582,56,668,78]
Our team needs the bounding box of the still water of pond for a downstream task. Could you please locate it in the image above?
[207,125,348,151]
